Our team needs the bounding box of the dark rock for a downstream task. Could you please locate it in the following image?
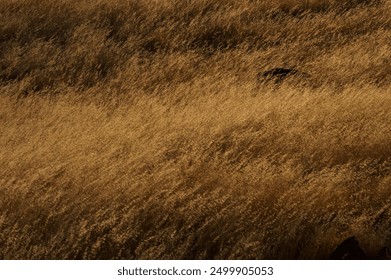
[257,67,310,85]
[330,236,367,260]
[330,236,391,260]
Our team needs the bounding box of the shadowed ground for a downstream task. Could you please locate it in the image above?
[1,0,391,259]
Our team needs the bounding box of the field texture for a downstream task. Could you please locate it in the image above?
[1,0,391,259]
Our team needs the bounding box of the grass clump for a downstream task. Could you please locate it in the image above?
[1,0,391,259]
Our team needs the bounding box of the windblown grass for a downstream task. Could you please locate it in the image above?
[0,0,391,259]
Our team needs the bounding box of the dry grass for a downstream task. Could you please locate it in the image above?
[1,0,391,259]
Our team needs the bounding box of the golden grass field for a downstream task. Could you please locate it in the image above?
[1,0,391,259]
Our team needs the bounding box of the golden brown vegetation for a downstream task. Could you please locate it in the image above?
[1,0,391,259]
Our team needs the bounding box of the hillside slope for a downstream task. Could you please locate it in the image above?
[1,0,391,259]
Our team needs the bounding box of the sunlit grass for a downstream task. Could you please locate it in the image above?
[0,0,391,259]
